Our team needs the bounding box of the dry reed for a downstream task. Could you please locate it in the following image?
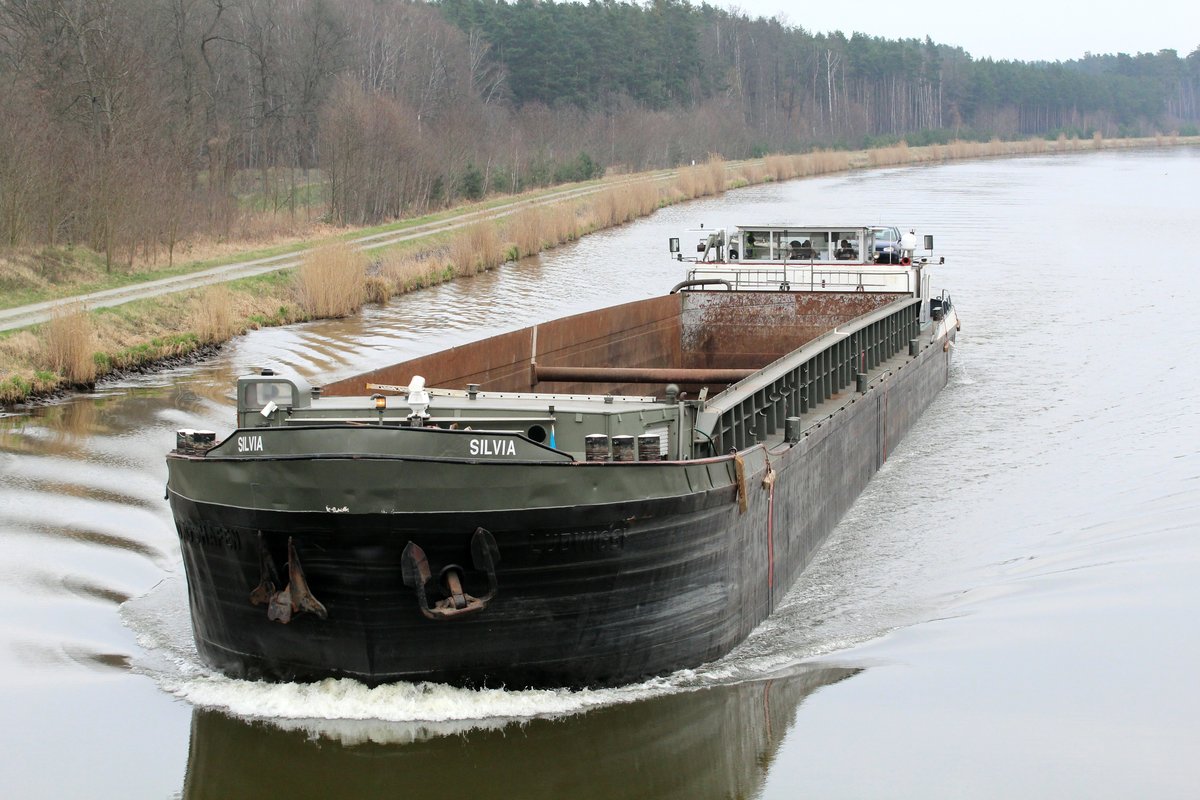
[364,275,393,305]
[868,142,910,167]
[379,253,441,292]
[548,205,580,245]
[673,167,702,199]
[703,156,727,194]
[447,221,503,277]
[631,181,662,216]
[294,241,366,318]
[507,206,547,258]
[588,185,641,229]
[812,149,851,173]
[589,189,621,229]
[672,156,726,200]
[190,285,237,343]
[43,304,97,384]
[763,154,793,181]
[739,162,764,184]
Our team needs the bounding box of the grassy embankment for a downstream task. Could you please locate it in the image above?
[1,133,1194,406]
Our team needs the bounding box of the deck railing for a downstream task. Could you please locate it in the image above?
[687,265,913,294]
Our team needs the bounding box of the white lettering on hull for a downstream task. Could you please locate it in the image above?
[469,438,517,457]
[237,435,264,453]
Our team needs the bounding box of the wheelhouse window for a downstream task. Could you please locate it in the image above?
[247,381,295,409]
[833,231,861,261]
[742,230,770,260]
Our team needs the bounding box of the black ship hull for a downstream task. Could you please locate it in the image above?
[167,290,957,687]
[175,480,757,687]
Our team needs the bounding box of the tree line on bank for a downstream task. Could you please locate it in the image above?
[0,0,1197,270]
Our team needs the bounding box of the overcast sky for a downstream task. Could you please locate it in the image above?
[718,0,1199,63]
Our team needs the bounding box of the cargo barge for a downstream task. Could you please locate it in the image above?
[166,223,958,688]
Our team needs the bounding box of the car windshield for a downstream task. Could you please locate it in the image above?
[873,227,898,243]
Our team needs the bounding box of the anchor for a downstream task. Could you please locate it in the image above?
[249,531,280,606]
[251,536,327,624]
[401,527,500,620]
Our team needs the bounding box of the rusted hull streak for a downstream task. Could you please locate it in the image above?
[534,365,754,384]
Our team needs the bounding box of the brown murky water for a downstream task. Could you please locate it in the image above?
[2,148,1198,798]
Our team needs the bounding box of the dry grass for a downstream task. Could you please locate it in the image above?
[587,184,657,229]
[379,252,443,292]
[673,167,702,199]
[868,142,911,167]
[739,162,764,184]
[386,253,448,293]
[364,275,393,305]
[507,206,547,258]
[944,140,974,159]
[763,154,792,181]
[673,156,727,200]
[141,212,334,270]
[703,156,727,194]
[446,221,504,277]
[189,285,238,343]
[807,149,852,174]
[588,189,622,229]
[294,241,366,318]
[548,205,581,245]
[0,332,39,364]
[0,331,60,402]
[42,304,97,384]
[630,181,662,216]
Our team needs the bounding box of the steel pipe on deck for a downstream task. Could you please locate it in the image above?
[533,365,754,384]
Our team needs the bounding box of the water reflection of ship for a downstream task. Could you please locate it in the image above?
[183,666,859,799]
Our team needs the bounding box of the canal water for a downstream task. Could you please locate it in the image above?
[2,147,1198,798]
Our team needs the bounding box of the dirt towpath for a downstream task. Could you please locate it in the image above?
[0,171,675,333]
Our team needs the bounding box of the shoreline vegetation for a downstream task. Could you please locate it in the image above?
[1,134,1195,407]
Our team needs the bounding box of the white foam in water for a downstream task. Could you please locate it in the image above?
[121,574,715,743]
[120,566,883,744]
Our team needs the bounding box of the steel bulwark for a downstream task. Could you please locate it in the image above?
[694,297,921,455]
